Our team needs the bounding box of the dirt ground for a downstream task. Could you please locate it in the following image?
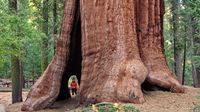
[0,86,200,112]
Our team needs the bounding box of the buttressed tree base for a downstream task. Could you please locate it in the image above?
[22,0,185,111]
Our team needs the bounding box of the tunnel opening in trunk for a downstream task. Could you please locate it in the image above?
[57,2,82,100]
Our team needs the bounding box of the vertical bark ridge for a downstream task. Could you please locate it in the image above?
[21,0,76,111]
[123,0,140,60]
[89,0,108,95]
[160,0,165,49]
[136,0,148,60]
[79,0,101,101]
[79,0,148,104]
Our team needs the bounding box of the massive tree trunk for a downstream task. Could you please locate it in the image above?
[79,0,148,104]
[22,0,184,111]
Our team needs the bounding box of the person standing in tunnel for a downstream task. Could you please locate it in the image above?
[70,77,78,97]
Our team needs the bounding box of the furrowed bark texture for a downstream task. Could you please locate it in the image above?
[79,0,148,104]
[21,0,76,111]
[136,0,184,92]
[22,0,184,111]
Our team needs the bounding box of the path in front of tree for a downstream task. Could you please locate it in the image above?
[1,86,200,112]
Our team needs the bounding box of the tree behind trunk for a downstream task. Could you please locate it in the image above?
[171,0,183,84]
[186,4,200,87]
[41,0,49,71]
[11,57,23,103]
[191,19,200,87]
[9,0,23,103]
[53,0,58,54]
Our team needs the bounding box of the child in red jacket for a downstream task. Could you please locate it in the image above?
[70,78,77,97]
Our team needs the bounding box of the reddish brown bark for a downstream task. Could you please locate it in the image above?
[21,0,76,111]
[136,0,184,92]
[79,0,147,104]
[22,0,184,111]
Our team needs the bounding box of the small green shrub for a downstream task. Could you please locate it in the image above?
[81,102,139,112]
[196,96,200,100]
[193,106,200,112]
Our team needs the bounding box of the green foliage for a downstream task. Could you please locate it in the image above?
[196,96,200,100]
[82,103,139,112]
[193,106,200,112]
[0,0,63,79]
[193,56,200,67]
[0,2,36,76]
[164,0,200,86]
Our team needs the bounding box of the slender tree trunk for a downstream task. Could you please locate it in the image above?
[182,0,187,85]
[190,19,198,87]
[184,0,199,87]
[9,0,23,104]
[171,0,182,83]
[41,0,49,71]
[193,19,200,87]
[19,61,24,90]
[11,57,23,103]
[19,61,24,88]
[53,0,58,54]
[196,67,200,87]
[32,65,35,85]
[188,16,200,87]
[194,22,200,87]
[182,32,186,85]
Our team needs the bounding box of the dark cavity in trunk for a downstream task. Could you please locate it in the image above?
[57,1,82,100]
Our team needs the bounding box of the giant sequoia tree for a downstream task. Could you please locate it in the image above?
[22,0,184,111]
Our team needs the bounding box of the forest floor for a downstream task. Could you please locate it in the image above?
[0,86,200,112]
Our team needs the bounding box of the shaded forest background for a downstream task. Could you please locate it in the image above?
[0,0,200,89]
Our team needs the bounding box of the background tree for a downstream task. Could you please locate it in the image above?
[53,0,58,53]
[184,0,200,87]
[8,0,23,103]
[171,0,183,84]
[0,0,64,85]
[41,0,49,71]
